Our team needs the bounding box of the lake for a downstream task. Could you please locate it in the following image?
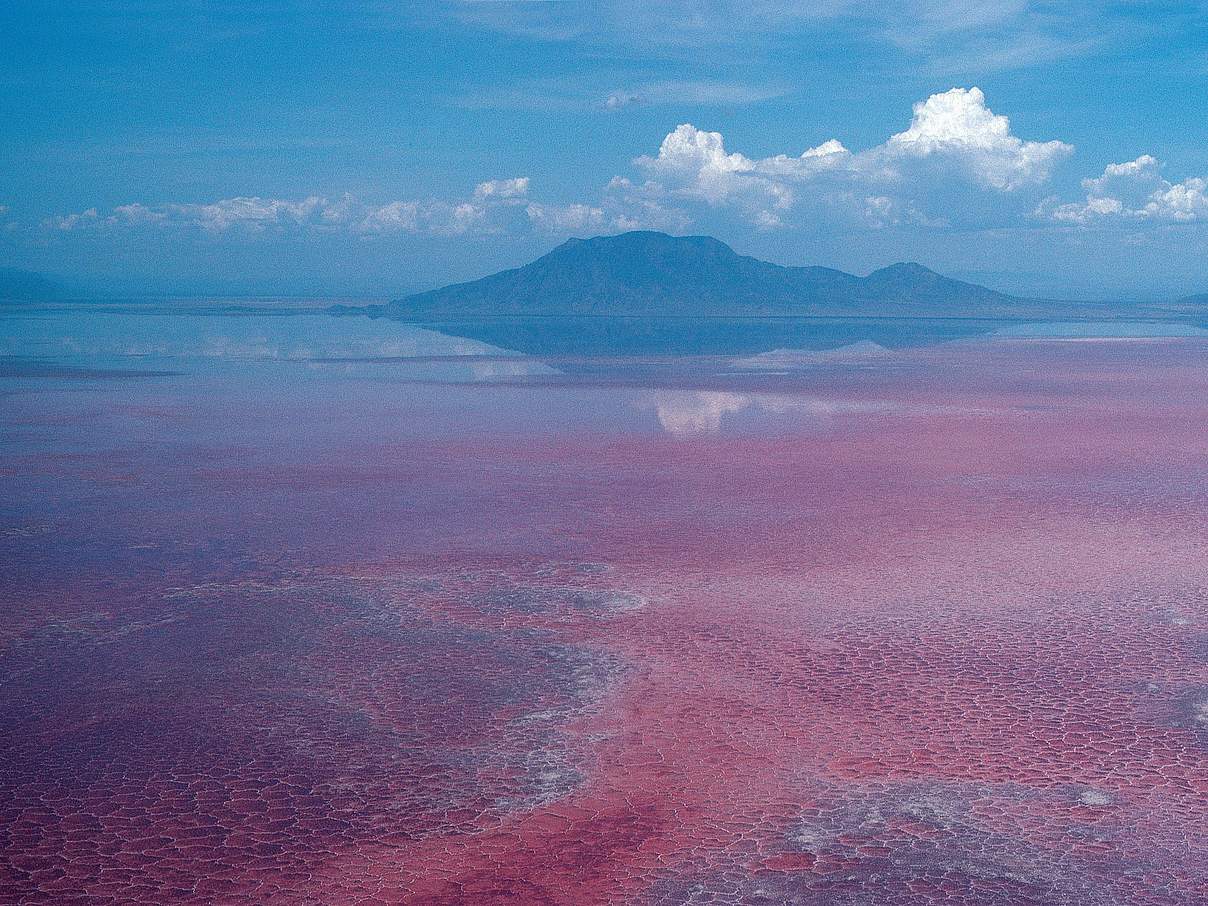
[2,299,1206,904]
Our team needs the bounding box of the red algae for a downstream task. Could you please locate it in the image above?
[2,338,1207,904]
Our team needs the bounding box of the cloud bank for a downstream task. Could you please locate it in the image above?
[633,87,1073,229]
[1039,155,1208,224]
[41,87,1208,248]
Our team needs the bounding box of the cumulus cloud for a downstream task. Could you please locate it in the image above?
[1144,178,1208,222]
[1082,154,1161,195]
[638,124,768,206]
[883,87,1072,190]
[47,87,1208,249]
[1039,155,1208,224]
[45,91,1077,243]
[634,124,845,226]
[632,86,1071,229]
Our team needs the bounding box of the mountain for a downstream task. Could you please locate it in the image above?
[0,267,64,301]
[378,231,1021,319]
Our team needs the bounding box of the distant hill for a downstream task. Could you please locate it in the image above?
[0,267,63,301]
[379,231,1024,318]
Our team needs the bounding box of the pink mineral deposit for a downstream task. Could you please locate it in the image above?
[2,338,1206,904]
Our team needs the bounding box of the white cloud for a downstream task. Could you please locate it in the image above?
[186,196,328,231]
[525,181,692,235]
[600,177,693,232]
[802,139,849,159]
[51,208,100,230]
[643,124,754,182]
[1145,177,1208,222]
[632,87,1070,228]
[1081,154,1161,195]
[1040,155,1208,225]
[355,199,495,235]
[112,203,170,226]
[883,87,1072,190]
[525,202,606,233]
[637,124,762,206]
[50,197,341,233]
[48,180,534,238]
[634,125,849,225]
[357,200,421,233]
[42,85,1208,250]
[436,201,490,235]
[42,90,1077,243]
[1045,195,1123,224]
[473,177,530,199]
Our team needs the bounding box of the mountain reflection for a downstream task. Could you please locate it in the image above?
[372,315,1005,358]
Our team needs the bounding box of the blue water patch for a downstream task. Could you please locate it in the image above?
[992,321,1208,338]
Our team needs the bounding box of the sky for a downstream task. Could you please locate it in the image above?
[2,1,1208,300]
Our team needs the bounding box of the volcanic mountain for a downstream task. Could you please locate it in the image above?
[380,230,1023,318]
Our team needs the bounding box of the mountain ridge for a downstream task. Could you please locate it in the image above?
[377,231,1022,319]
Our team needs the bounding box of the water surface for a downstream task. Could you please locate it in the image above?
[2,300,1206,904]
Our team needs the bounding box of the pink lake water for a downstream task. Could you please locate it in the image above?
[2,301,1206,904]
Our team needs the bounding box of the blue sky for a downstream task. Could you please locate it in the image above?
[2,1,1208,299]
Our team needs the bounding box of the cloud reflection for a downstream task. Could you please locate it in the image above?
[646,391,896,437]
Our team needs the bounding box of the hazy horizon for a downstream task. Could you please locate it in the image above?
[8,228,1203,306]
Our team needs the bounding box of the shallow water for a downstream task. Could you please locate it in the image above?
[2,300,1207,904]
